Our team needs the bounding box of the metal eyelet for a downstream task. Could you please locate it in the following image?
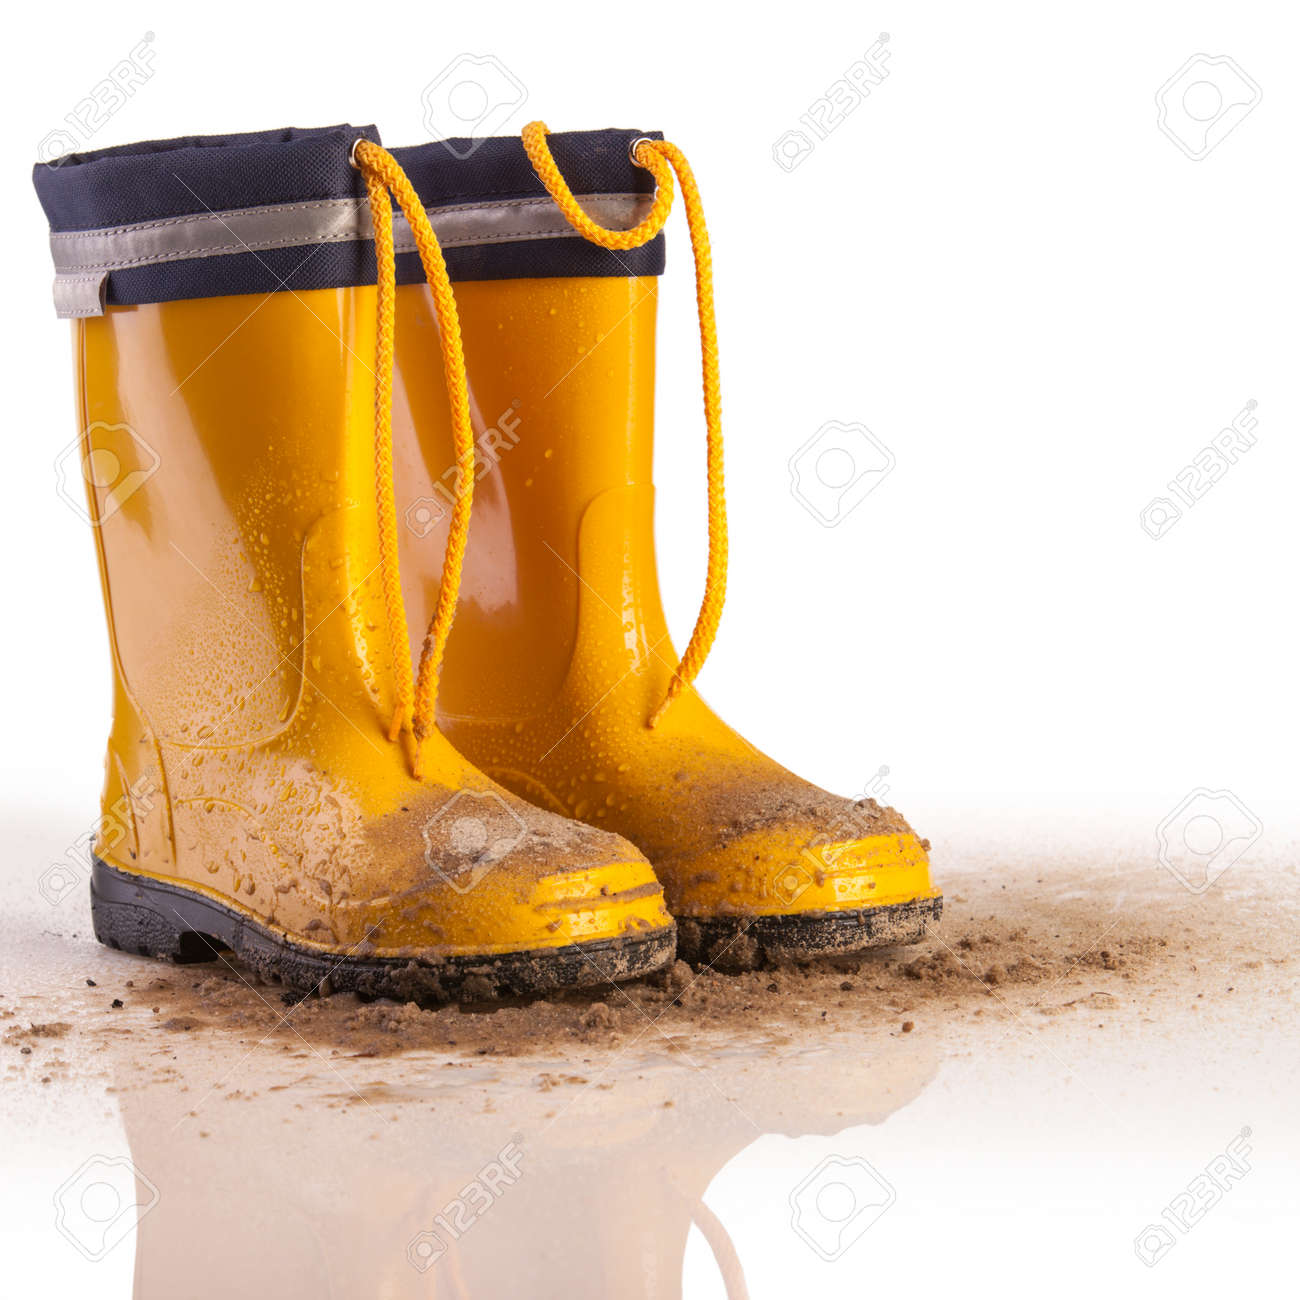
[628,136,655,167]
[348,137,366,170]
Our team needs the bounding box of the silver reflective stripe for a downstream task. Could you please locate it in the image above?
[49,192,652,318]
[52,272,107,318]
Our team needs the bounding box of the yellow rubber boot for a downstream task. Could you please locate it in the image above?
[394,124,941,968]
[33,126,673,999]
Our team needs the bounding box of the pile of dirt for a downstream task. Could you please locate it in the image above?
[4,860,1289,1077]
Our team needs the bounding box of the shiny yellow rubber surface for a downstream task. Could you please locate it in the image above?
[74,291,671,958]
[393,276,940,923]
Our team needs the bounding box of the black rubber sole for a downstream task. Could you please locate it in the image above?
[675,895,943,972]
[90,857,676,1004]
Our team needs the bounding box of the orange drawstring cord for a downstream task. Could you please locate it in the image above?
[354,139,477,778]
[521,122,728,729]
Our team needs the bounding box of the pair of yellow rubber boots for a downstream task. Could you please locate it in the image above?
[34,122,941,1000]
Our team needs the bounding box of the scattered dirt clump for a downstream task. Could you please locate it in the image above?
[12,863,1289,1072]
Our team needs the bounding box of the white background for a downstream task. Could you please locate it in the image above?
[1,3,1296,1297]
[2,1,1296,827]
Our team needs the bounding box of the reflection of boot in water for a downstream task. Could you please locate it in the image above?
[116,1029,935,1299]
[462,1038,936,1297]
[116,1058,456,1298]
